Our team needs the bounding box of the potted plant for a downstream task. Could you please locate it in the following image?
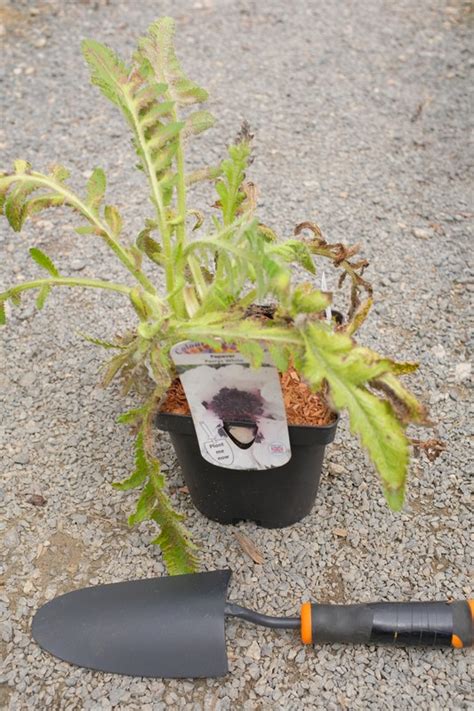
[1,17,430,574]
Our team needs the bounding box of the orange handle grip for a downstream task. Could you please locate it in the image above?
[301,600,473,648]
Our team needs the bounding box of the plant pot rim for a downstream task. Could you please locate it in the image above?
[157,409,340,432]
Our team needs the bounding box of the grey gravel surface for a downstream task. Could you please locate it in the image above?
[1,0,473,709]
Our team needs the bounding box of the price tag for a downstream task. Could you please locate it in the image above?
[170,341,291,470]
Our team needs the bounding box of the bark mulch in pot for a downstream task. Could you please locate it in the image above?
[160,367,335,427]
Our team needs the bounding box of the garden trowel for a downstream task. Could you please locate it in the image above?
[32,570,472,678]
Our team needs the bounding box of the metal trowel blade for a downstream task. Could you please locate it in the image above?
[32,570,232,678]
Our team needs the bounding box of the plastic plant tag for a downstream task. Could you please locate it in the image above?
[170,341,291,470]
[321,271,332,323]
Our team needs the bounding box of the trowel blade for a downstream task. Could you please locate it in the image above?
[32,570,232,678]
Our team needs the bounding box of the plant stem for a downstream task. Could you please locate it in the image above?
[4,173,157,295]
[2,276,132,300]
[179,323,303,347]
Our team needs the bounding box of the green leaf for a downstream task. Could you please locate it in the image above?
[26,193,64,215]
[104,205,122,237]
[116,407,144,425]
[78,331,126,350]
[268,343,291,372]
[14,159,31,174]
[129,288,149,320]
[140,18,209,106]
[5,181,37,230]
[0,301,6,326]
[291,284,329,314]
[183,110,215,139]
[75,225,97,235]
[36,285,50,310]
[139,100,175,129]
[302,322,409,507]
[29,247,60,277]
[147,121,185,152]
[185,165,222,186]
[238,340,265,368]
[81,39,130,109]
[136,225,164,265]
[113,431,149,491]
[128,480,155,524]
[102,351,130,386]
[49,164,70,183]
[86,168,106,211]
[269,239,316,274]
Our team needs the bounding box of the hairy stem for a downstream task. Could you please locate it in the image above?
[1,276,132,300]
[3,172,157,295]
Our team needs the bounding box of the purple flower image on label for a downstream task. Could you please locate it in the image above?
[203,387,265,422]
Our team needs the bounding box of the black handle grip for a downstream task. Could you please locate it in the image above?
[302,600,472,648]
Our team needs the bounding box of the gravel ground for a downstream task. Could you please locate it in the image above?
[1,0,473,709]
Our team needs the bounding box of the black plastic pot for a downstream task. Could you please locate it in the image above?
[156,412,338,528]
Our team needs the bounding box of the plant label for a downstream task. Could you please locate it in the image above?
[170,341,291,470]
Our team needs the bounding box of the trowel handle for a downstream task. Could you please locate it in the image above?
[300,600,473,648]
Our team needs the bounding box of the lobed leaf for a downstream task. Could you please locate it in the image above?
[291,283,329,315]
[86,168,106,212]
[29,247,60,277]
[182,110,216,139]
[140,17,208,106]
[238,340,265,368]
[81,39,130,110]
[104,205,122,237]
[35,285,50,310]
[302,322,409,507]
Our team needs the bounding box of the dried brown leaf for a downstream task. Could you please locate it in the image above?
[234,531,264,564]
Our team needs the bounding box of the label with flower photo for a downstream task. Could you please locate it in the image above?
[170,341,291,470]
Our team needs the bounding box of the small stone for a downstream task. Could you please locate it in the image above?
[34,37,47,48]
[328,463,346,476]
[27,494,47,507]
[454,362,471,382]
[14,451,30,465]
[70,259,87,272]
[246,640,261,661]
[295,649,306,664]
[23,581,34,594]
[20,372,35,388]
[432,344,446,359]
[412,227,433,240]
[334,527,348,537]
[109,687,125,706]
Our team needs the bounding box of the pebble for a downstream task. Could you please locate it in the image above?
[245,641,261,661]
[13,451,30,465]
[328,462,346,476]
[70,259,87,272]
[412,227,433,240]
